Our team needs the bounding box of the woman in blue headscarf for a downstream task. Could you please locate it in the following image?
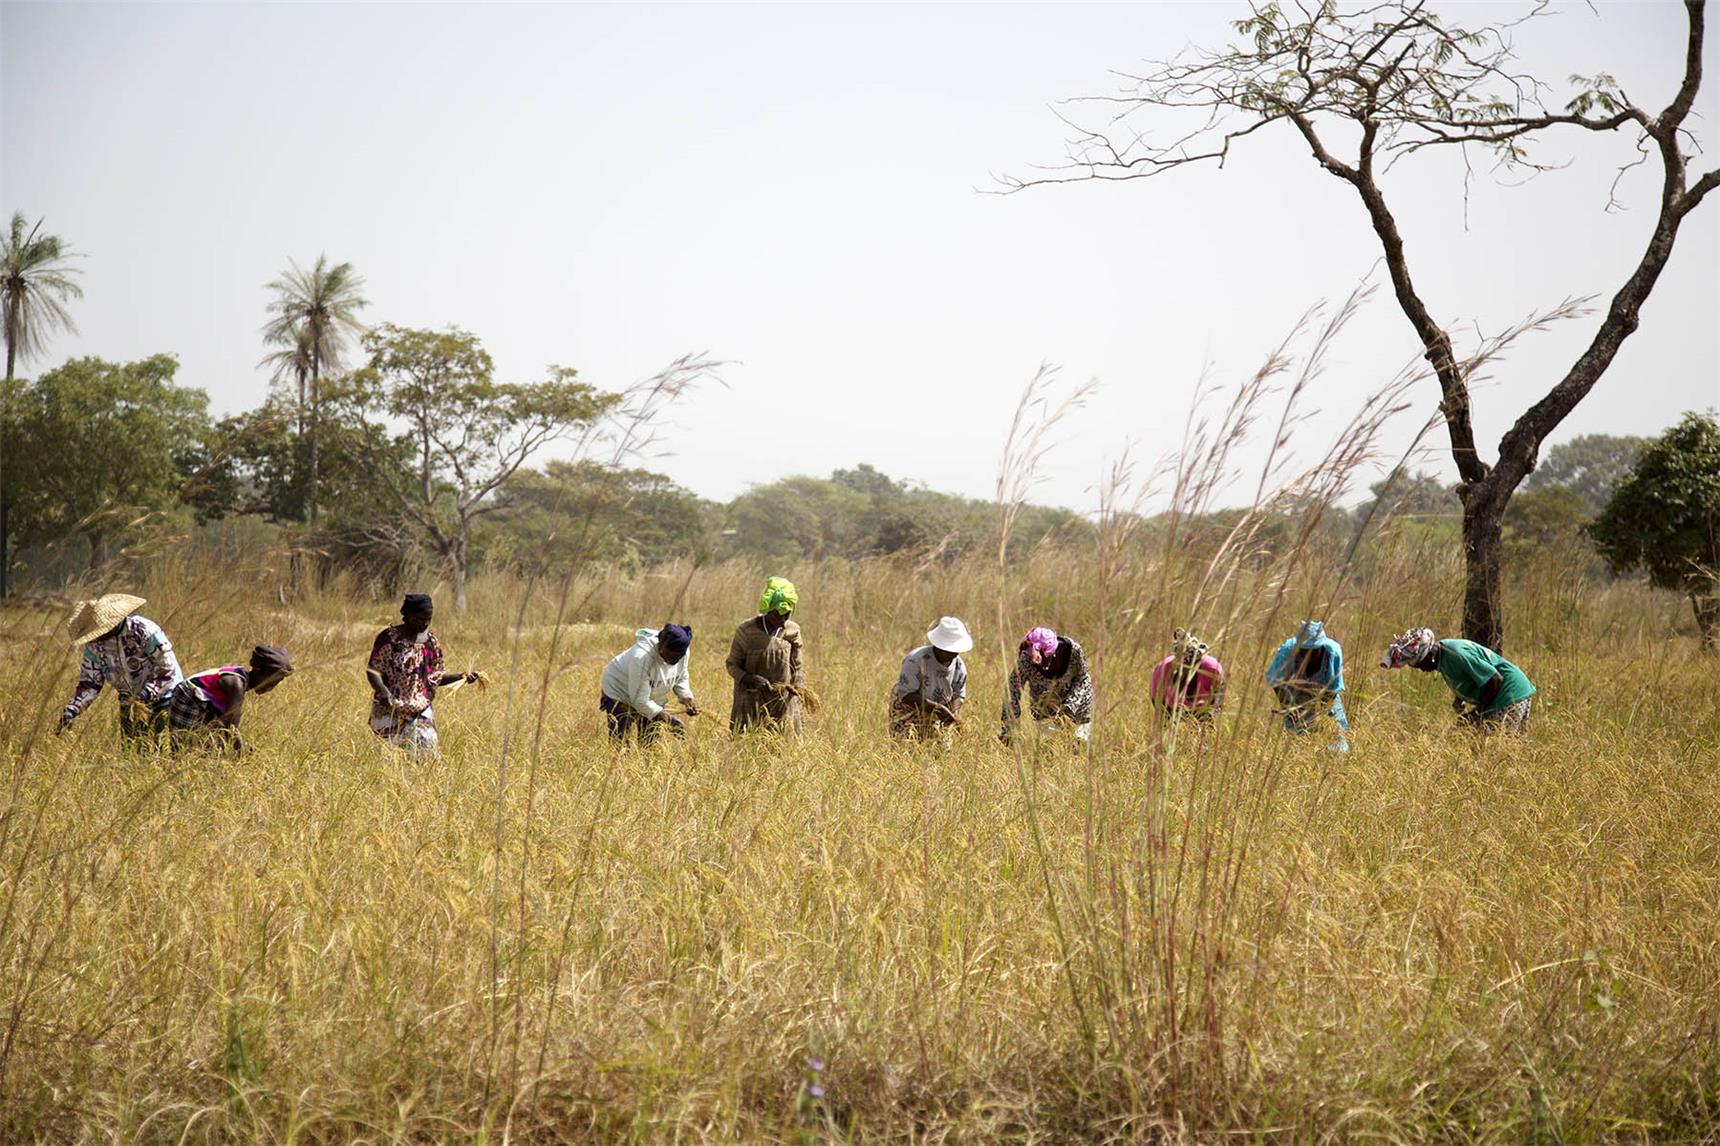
[600,623,698,744]
[1265,620,1349,751]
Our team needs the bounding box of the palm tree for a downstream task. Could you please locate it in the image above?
[1,212,84,599]
[259,320,315,436]
[262,255,368,524]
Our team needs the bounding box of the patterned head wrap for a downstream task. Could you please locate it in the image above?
[658,623,693,657]
[758,576,798,616]
[1295,620,1325,648]
[250,644,294,679]
[1380,627,1436,668]
[1022,627,1059,664]
[1172,628,1209,667]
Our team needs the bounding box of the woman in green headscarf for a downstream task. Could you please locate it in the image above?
[726,575,807,734]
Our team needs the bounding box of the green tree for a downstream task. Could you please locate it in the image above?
[1018,1,1720,649]
[1589,413,1720,649]
[1504,485,1592,548]
[1358,471,1458,522]
[340,324,618,611]
[1,212,84,597]
[1522,433,1645,515]
[496,459,710,572]
[11,355,210,570]
[262,255,368,524]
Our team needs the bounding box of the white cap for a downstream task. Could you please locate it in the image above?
[926,616,973,653]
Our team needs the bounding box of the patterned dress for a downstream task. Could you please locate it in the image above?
[368,625,446,756]
[1001,638,1093,740]
[62,614,184,736]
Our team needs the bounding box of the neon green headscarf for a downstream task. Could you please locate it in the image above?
[758,576,798,616]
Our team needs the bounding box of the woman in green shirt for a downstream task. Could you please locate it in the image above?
[1380,628,1535,733]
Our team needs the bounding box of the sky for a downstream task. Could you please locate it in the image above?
[3,1,1716,513]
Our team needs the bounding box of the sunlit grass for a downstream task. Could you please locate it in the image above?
[2,548,1715,1141]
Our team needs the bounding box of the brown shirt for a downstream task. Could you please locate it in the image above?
[726,615,805,733]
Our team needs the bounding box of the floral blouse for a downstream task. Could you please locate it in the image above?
[1002,637,1094,726]
[368,625,445,729]
[63,614,184,723]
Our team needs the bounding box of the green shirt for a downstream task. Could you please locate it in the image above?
[1435,639,1535,712]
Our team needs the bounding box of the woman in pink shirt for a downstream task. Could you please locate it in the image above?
[1150,629,1226,723]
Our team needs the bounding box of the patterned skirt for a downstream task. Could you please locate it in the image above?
[371,705,439,757]
[165,680,221,730]
[1473,697,1532,734]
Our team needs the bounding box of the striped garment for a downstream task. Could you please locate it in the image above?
[166,665,247,729]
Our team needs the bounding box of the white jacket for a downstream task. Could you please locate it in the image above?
[601,628,694,718]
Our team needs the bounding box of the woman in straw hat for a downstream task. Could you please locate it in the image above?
[726,575,807,734]
[164,644,294,753]
[888,616,972,743]
[58,593,184,741]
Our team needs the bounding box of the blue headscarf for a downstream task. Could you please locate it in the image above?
[658,623,693,657]
[1265,620,1343,692]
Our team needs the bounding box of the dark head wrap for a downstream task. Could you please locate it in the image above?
[658,623,693,657]
[250,644,294,678]
[402,593,434,617]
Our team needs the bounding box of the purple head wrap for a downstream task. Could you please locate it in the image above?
[1023,627,1059,663]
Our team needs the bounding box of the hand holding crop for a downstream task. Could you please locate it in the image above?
[744,674,773,693]
[683,698,701,717]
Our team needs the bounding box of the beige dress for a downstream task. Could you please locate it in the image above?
[726,616,805,733]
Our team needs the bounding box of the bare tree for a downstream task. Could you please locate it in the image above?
[1008,0,1719,648]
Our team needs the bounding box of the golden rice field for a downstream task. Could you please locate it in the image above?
[1,543,1717,1142]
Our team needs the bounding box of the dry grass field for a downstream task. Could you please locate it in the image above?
[1,532,1716,1143]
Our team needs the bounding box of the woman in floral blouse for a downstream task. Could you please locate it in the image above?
[999,626,1094,744]
[366,593,477,757]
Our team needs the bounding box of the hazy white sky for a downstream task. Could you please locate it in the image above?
[3,1,1716,511]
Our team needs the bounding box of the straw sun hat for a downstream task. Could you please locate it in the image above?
[66,593,147,646]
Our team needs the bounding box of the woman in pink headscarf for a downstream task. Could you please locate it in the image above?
[999,626,1094,744]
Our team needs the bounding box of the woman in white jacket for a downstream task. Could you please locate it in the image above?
[600,623,698,743]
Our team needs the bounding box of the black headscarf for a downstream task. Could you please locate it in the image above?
[250,644,294,678]
[402,593,434,617]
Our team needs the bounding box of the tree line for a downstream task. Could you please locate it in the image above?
[2,212,1715,644]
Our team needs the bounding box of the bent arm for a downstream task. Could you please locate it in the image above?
[216,672,247,727]
[139,633,180,706]
[61,653,106,724]
[672,660,694,703]
[1478,672,1504,711]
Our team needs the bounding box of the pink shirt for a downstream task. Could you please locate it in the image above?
[1150,654,1225,711]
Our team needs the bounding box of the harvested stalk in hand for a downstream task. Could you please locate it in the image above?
[772,682,822,712]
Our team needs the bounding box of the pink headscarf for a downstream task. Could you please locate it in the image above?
[1022,627,1059,664]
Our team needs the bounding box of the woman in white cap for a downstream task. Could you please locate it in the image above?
[888,616,972,742]
[57,593,184,741]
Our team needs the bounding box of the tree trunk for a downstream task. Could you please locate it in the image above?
[1459,488,1507,652]
[452,528,469,613]
[1692,591,1718,653]
[1,343,13,601]
[87,530,108,572]
[307,357,321,526]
